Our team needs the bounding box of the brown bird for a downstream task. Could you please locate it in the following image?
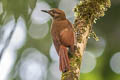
[41,8,75,72]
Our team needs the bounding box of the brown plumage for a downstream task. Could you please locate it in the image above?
[41,8,75,72]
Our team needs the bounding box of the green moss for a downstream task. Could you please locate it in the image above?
[74,0,111,22]
[74,0,111,41]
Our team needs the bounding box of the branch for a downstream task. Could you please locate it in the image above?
[61,0,111,80]
[0,20,17,60]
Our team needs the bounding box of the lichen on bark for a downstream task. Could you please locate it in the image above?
[61,0,111,80]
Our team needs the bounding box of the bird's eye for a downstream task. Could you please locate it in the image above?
[52,10,55,13]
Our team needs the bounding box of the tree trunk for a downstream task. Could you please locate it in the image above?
[61,0,111,80]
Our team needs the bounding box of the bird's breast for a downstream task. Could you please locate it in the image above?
[51,19,73,39]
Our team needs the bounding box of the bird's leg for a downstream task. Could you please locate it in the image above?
[68,45,75,56]
[70,46,75,53]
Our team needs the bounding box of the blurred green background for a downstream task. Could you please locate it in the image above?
[0,0,120,80]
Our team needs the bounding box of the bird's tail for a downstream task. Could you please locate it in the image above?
[59,45,70,72]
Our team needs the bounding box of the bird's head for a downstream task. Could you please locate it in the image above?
[41,8,66,20]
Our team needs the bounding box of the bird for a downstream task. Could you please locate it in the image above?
[41,8,76,72]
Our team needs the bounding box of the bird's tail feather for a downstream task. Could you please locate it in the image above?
[59,45,70,72]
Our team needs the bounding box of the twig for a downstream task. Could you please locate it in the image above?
[0,20,17,60]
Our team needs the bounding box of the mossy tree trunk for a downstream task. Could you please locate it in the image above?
[61,0,111,80]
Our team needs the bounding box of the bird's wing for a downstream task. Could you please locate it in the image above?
[52,34,61,54]
[59,20,76,52]
[60,28,74,46]
[67,19,77,45]
[67,19,74,28]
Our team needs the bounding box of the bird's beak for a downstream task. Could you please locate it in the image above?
[41,10,49,14]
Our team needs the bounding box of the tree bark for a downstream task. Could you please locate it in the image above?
[61,0,111,80]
